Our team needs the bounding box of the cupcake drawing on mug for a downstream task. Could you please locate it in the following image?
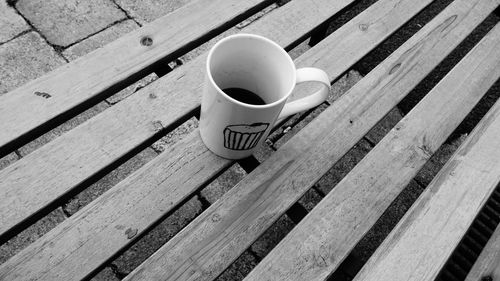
[223,123,269,150]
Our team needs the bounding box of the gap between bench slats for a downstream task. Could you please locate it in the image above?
[0,133,231,281]
[465,220,500,280]
[243,12,500,281]
[122,1,498,280]
[354,96,500,281]
[0,0,437,279]
[0,0,363,242]
[0,0,275,156]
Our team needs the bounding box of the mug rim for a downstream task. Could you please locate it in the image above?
[206,33,297,109]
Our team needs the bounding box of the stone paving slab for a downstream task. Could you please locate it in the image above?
[200,164,247,204]
[0,207,66,264]
[91,267,120,281]
[18,102,110,156]
[112,196,203,275]
[288,39,311,60]
[0,31,66,95]
[250,215,295,259]
[252,141,275,163]
[352,180,425,264]
[365,107,404,144]
[216,251,259,281]
[315,139,373,196]
[273,103,330,149]
[16,0,126,47]
[151,117,199,153]
[298,188,323,212]
[114,0,191,24]
[328,270,353,281]
[0,0,30,44]
[60,19,158,105]
[62,19,139,61]
[327,70,364,104]
[63,146,158,216]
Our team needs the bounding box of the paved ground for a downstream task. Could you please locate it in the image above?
[0,0,499,280]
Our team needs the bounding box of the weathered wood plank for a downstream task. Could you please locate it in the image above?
[123,1,499,280]
[352,100,500,281]
[0,0,366,240]
[0,0,438,278]
[465,224,500,281]
[0,132,231,281]
[0,0,274,155]
[243,20,500,281]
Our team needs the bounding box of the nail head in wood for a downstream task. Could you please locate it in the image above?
[141,36,153,46]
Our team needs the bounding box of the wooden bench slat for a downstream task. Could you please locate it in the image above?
[121,1,497,280]
[278,0,434,103]
[0,0,360,241]
[243,18,500,281]
[0,132,232,281]
[352,96,500,281]
[0,0,363,241]
[0,0,275,155]
[465,224,500,280]
[0,0,435,277]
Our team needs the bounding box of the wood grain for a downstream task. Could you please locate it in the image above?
[243,19,500,281]
[465,224,500,281]
[0,132,231,281]
[0,0,438,278]
[353,101,500,281]
[122,1,499,280]
[0,0,273,155]
[0,0,359,240]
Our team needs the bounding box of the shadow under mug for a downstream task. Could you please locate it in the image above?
[200,33,331,159]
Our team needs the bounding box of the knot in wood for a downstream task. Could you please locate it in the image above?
[481,276,493,281]
[359,23,369,31]
[389,63,401,75]
[212,214,221,222]
[125,228,138,239]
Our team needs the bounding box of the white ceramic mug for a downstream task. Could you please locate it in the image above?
[200,34,331,159]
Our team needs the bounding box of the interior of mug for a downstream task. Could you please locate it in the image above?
[208,34,295,105]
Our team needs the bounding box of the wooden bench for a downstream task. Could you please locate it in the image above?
[1,0,499,280]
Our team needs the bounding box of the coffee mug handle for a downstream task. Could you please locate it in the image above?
[276,67,331,123]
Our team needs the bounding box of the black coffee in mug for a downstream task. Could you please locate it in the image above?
[223,88,266,105]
